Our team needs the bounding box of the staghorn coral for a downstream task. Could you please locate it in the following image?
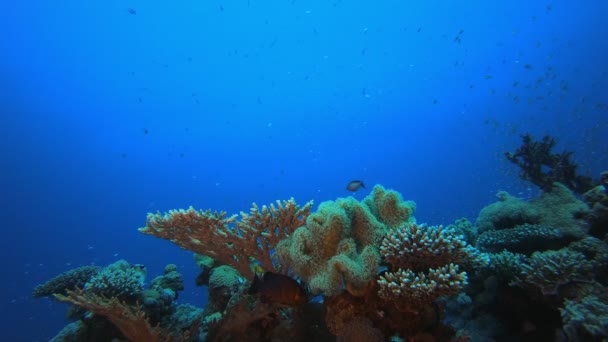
[33,265,101,298]
[140,198,312,279]
[275,185,415,296]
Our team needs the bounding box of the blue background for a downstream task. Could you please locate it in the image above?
[1,1,607,340]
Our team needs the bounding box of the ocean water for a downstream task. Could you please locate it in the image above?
[1,1,607,341]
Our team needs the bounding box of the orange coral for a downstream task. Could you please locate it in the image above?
[54,288,164,342]
[140,198,312,279]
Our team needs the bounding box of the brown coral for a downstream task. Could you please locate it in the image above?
[140,198,312,279]
[54,288,164,342]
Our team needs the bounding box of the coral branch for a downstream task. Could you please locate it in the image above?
[54,288,164,342]
[140,198,312,279]
[505,133,594,193]
[378,263,468,306]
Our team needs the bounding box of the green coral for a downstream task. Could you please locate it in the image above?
[475,185,589,255]
[560,295,608,340]
[150,264,185,299]
[476,191,541,233]
[33,265,101,298]
[511,249,593,295]
[477,223,563,254]
[84,259,146,299]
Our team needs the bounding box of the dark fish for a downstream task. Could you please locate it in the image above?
[248,272,307,305]
[346,180,365,192]
[127,8,136,15]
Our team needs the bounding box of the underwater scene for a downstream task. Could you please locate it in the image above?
[2,1,608,341]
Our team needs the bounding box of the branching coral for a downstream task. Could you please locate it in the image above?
[380,223,473,271]
[511,249,594,295]
[377,223,477,309]
[85,260,146,300]
[32,265,101,298]
[54,288,165,342]
[140,198,312,279]
[560,295,608,340]
[378,264,468,306]
[505,133,594,193]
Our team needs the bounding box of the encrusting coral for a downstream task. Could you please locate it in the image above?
[140,198,313,279]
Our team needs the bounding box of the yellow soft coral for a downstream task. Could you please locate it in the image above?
[275,185,415,296]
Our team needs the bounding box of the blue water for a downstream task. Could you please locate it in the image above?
[1,1,606,340]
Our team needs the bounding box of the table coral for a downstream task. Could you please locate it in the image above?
[140,198,312,279]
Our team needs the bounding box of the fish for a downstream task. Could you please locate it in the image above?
[346,180,365,192]
[248,272,307,305]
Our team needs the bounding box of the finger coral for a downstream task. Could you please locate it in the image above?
[378,264,468,306]
[377,223,474,306]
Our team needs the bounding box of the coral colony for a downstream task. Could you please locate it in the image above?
[34,134,608,341]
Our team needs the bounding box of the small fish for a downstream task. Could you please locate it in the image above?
[248,272,307,305]
[250,263,265,276]
[346,180,365,192]
[127,8,136,15]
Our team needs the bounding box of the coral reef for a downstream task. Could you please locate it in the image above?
[505,133,595,193]
[35,182,608,341]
